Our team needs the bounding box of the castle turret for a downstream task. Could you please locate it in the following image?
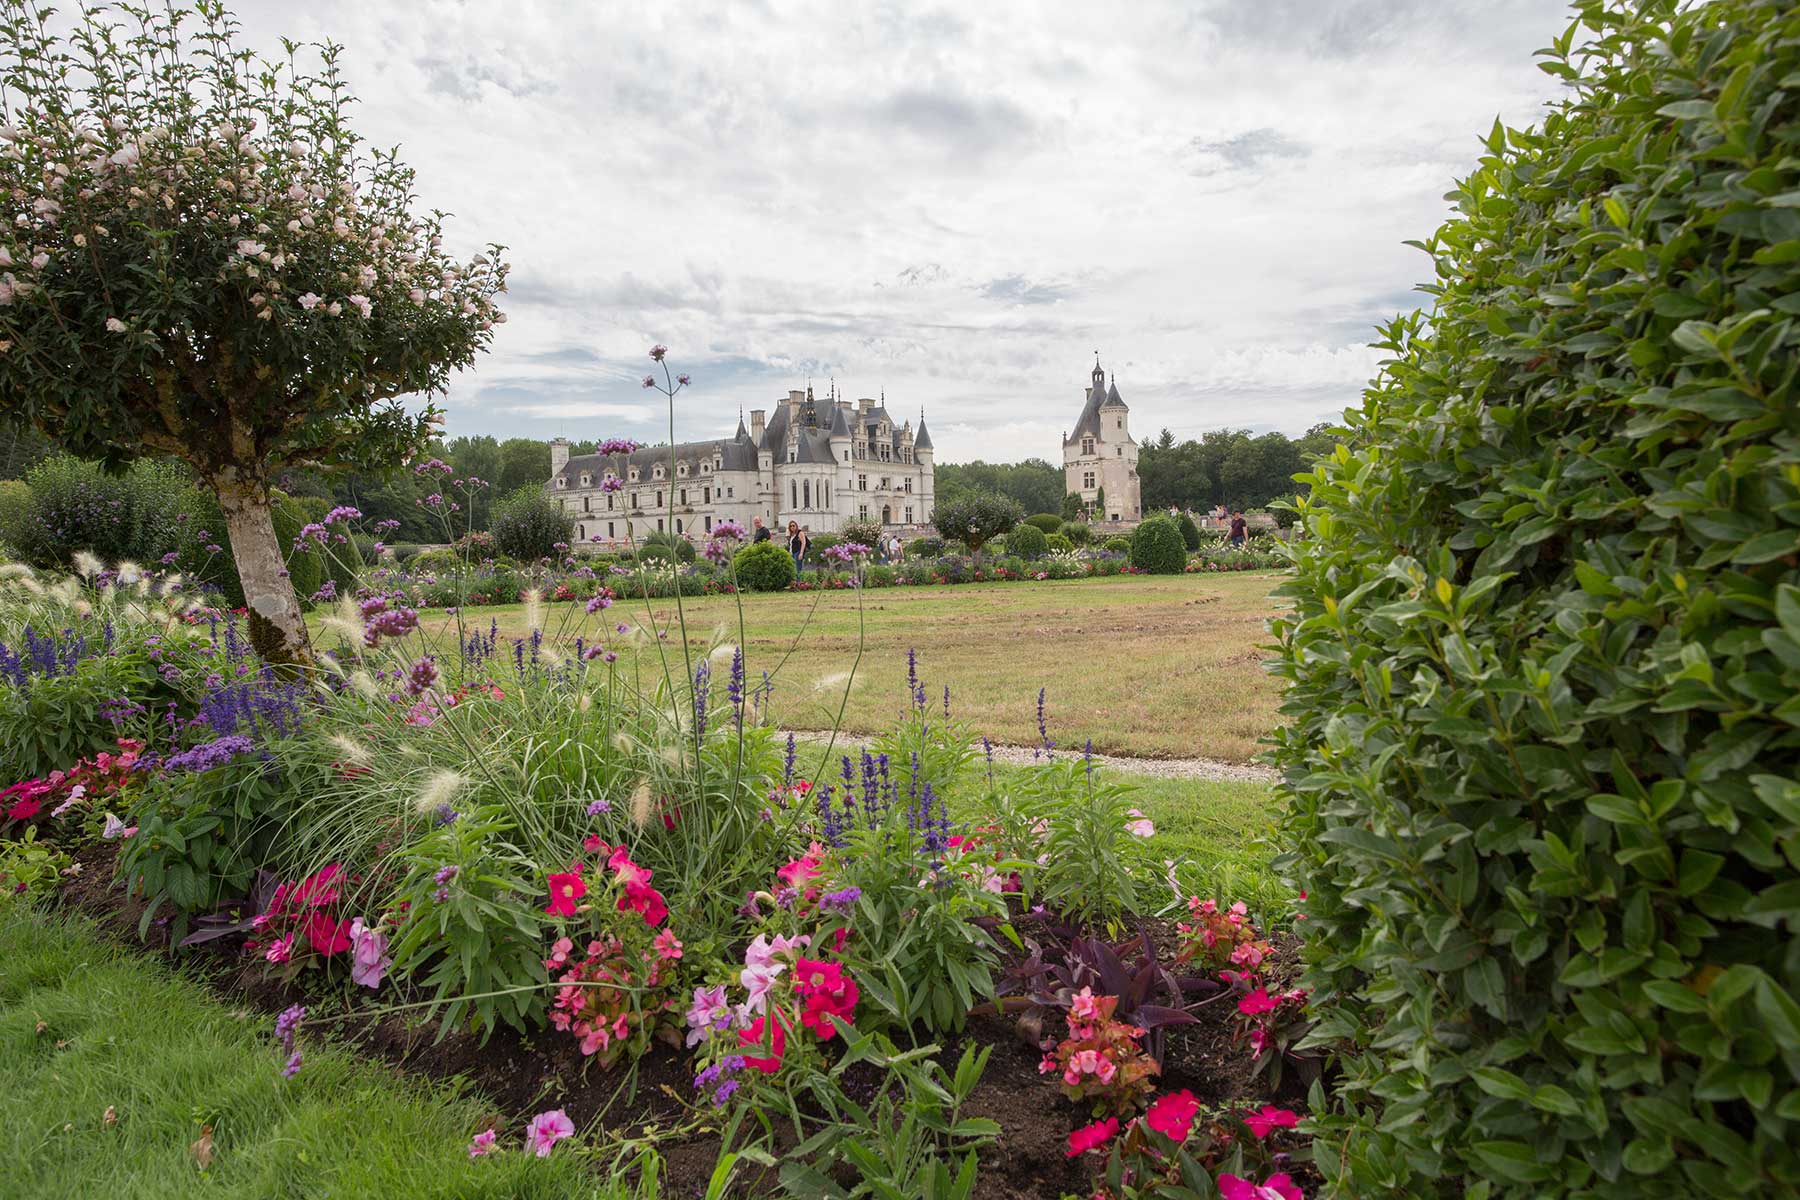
[550,437,571,477]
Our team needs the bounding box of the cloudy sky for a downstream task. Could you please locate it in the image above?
[227,0,1574,462]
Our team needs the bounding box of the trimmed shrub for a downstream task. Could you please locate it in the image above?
[1044,533,1074,555]
[1272,4,1800,1196]
[933,492,1023,560]
[641,530,696,564]
[1128,517,1184,574]
[731,539,795,592]
[1103,536,1131,554]
[906,536,943,558]
[1059,521,1091,547]
[1025,512,1063,534]
[489,487,573,561]
[1175,512,1201,551]
[1006,523,1048,559]
[389,543,420,563]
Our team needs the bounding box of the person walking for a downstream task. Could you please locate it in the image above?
[752,516,771,543]
[1229,510,1247,548]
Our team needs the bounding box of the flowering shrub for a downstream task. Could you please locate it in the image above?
[1176,897,1272,972]
[1040,990,1160,1115]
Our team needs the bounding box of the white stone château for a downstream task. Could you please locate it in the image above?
[547,385,935,545]
[1063,357,1141,522]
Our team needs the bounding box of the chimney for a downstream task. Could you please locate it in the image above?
[858,398,873,415]
[549,437,570,477]
[750,409,765,442]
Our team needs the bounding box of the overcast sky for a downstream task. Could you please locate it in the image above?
[227,0,1573,463]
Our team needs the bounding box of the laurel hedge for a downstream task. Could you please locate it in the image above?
[1270,3,1800,1197]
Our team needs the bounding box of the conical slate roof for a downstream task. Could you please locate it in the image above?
[829,405,851,437]
[914,419,933,450]
[1105,378,1127,409]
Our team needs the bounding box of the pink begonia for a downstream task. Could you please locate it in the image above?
[1218,1173,1303,1200]
[525,1108,574,1157]
[347,918,392,989]
[1125,808,1155,837]
[264,935,293,963]
[1070,987,1103,1022]
[467,1129,497,1158]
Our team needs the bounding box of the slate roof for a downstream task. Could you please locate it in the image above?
[555,436,756,486]
[914,418,933,450]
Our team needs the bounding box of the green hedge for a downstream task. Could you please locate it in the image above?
[731,539,795,592]
[1128,517,1184,574]
[1006,523,1048,559]
[1024,513,1063,534]
[1271,3,1800,1196]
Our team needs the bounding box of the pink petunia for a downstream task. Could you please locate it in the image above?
[1218,1173,1303,1200]
[525,1108,574,1157]
[467,1128,497,1158]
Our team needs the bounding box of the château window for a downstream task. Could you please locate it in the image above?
[607,495,614,510]
[607,521,616,538]
[583,497,591,513]
[629,468,639,482]
[703,486,711,503]
[858,504,868,521]
[555,477,567,488]
[679,488,687,505]
[1082,437,1095,455]
[654,490,662,508]
[579,472,591,487]
[630,492,639,508]
[1083,471,1095,489]
[904,506,913,523]
[903,479,912,493]
[858,475,867,491]
[705,515,713,531]
[677,463,687,477]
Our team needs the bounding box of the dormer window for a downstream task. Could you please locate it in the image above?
[1082,437,1095,455]
[653,465,665,480]
[579,472,591,487]
[555,477,567,488]
[676,463,688,477]
[629,468,640,482]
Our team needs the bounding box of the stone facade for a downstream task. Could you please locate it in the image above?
[1062,358,1141,523]
[547,386,935,546]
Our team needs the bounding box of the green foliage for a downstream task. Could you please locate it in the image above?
[1175,512,1201,551]
[1044,533,1074,555]
[640,529,696,564]
[0,653,156,779]
[932,493,1023,560]
[1104,536,1132,554]
[489,488,573,562]
[1061,492,1083,520]
[0,455,188,570]
[1129,517,1185,575]
[0,826,71,901]
[1272,3,1800,1195]
[907,536,944,558]
[172,488,321,608]
[1028,762,1155,926]
[1005,523,1047,559]
[386,808,548,1036]
[1024,513,1064,534]
[840,519,883,550]
[1139,424,1339,513]
[1060,522,1092,547]
[932,458,1062,515]
[732,539,797,592]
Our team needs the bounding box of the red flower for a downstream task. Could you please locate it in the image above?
[1065,1117,1118,1157]
[737,1013,787,1073]
[1146,1089,1201,1141]
[1237,987,1278,1015]
[6,796,42,821]
[544,871,587,916]
[1243,1105,1299,1139]
[304,912,352,955]
[794,957,859,1038]
[618,880,668,926]
[290,863,343,909]
[582,834,607,854]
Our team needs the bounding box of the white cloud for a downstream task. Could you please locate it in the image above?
[218,0,1569,457]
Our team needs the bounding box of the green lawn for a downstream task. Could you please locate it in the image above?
[376,572,1287,762]
[0,907,607,1200]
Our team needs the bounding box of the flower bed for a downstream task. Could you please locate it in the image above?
[2,558,1316,1198]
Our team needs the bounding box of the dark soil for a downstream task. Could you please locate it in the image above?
[55,845,1311,1198]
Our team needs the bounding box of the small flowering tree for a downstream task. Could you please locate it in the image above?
[0,4,507,662]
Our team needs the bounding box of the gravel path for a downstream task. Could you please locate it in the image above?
[790,730,1276,784]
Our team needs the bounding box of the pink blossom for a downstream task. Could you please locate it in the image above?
[347,293,372,319]
[1124,808,1154,837]
[298,292,320,310]
[525,1108,574,1157]
[347,917,391,988]
[1243,1105,1299,1139]
[104,317,126,333]
[1069,987,1103,1021]
[1238,988,1278,1016]
[264,935,292,963]
[467,1128,497,1157]
[1218,1174,1302,1200]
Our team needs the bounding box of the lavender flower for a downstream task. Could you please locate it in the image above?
[727,647,745,723]
[405,656,439,697]
[821,886,862,912]
[587,798,610,816]
[693,658,711,742]
[162,735,258,774]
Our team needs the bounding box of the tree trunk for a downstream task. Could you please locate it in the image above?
[216,481,312,666]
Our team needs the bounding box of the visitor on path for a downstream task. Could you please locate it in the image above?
[1229,511,1247,547]
[752,516,771,543]
[889,533,904,562]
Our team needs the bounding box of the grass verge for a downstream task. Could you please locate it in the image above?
[0,905,607,1200]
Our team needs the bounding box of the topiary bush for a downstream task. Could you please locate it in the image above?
[489,488,573,561]
[1006,523,1048,559]
[1044,533,1074,555]
[1103,536,1132,554]
[1271,4,1800,1196]
[934,492,1023,562]
[641,530,696,564]
[1059,521,1092,547]
[1128,516,1184,574]
[906,536,943,558]
[1176,511,1201,551]
[731,539,796,592]
[1025,512,1063,534]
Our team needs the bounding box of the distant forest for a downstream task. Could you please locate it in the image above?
[1,416,1337,541]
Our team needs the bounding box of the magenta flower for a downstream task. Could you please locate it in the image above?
[649,344,668,361]
[467,1128,497,1158]
[642,375,656,388]
[1218,1174,1302,1200]
[525,1108,574,1157]
[347,918,391,989]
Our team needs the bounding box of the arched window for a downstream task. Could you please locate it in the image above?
[803,479,811,509]
[790,481,798,509]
